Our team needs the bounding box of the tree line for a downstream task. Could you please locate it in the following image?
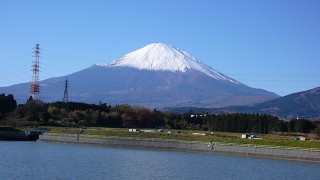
[0,94,319,134]
[205,113,315,134]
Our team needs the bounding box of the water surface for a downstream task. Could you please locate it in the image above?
[0,141,319,179]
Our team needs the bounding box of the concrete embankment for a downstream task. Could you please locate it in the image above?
[39,134,320,162]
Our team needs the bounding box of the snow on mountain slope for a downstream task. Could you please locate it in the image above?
[98,43,239,84]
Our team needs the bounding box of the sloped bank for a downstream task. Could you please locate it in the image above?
[39,134,320,162]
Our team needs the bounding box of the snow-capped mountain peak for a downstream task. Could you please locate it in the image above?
[99,43,239,84]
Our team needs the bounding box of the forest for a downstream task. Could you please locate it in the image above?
[0,94,319,134]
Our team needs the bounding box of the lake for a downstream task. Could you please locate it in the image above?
[0,141,319,179]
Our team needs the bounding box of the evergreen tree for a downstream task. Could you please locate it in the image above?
[0,94,17,114]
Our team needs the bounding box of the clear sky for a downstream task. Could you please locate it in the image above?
[1,0,319,96]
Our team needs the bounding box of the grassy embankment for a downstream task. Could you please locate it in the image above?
[46,127,320,149]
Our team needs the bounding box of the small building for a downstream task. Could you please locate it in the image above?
[241,134,248,139]
[129,129,138,132]
[299,137,306,141]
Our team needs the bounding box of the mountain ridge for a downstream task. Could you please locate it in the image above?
[166,87,320,118]
[0,43,279,108]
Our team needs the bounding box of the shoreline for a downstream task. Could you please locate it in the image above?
[38,134,320,163]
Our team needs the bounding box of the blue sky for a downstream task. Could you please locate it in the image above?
[0,0,319,96]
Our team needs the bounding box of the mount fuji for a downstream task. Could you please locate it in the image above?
[0,43,279,108]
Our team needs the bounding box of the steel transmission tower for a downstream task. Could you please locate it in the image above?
[63,78,69,103]
[30,44,40,99]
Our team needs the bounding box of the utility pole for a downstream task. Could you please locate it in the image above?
[30,44,40,100]
[63,78,69,103]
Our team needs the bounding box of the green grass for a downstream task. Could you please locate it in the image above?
[46,127,320,149]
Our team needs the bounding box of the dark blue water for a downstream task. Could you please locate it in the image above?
[0,141,319,180]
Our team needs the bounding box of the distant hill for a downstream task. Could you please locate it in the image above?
[231,87,320,119]
[166,87,320,119]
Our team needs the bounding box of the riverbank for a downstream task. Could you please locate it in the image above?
[39,134,320,162]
